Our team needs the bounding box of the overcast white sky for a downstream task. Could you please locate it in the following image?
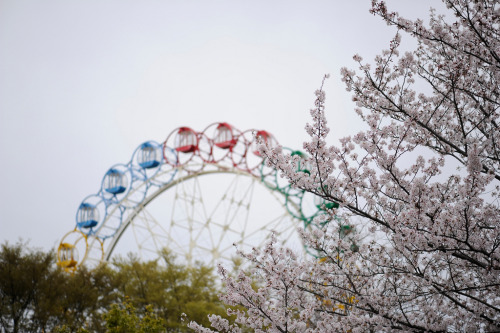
[0,0,448,252]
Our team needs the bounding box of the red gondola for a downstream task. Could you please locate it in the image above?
[214,123,237,149]
[175,127,198,153]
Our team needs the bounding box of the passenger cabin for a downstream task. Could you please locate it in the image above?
[103,168,128,194]
[214,123,237,149]
[175,127,198,153]
[76,202,99,228]
[138,142,161,169]
[58,243,78,269]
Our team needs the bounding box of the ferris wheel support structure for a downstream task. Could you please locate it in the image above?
[57,122,340,271]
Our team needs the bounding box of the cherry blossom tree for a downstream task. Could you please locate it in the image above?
[190,1,500,331]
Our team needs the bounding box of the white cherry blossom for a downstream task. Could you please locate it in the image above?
[190,1,500,331]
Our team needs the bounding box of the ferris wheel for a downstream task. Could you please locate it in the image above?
[57,123,334,271]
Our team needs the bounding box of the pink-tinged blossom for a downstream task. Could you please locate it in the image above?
[191,1,500,332]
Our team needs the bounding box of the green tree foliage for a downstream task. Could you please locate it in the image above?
[111,250,228,331]
[55,265,117,332]
[0,241,229,332]
[103,301,164,333]
[0,241,116,332]
[53,301,165,333]
[0,241,57,333]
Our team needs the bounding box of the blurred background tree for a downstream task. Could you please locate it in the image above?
[0,241,230,332]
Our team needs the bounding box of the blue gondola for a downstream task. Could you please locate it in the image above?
[76,202,99,228]
[137,142,161,169]
[103,168,128,194]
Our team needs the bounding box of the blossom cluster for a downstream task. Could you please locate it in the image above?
[191,1,500,331]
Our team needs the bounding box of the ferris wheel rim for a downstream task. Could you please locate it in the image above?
[58,122,333,270]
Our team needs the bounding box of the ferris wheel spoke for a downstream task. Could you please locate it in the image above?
[213,176,256,255]
[169,174,213,262]
[190,177,216,248]
[231,177,256,236]
[130,208,166,255]
[203,175,252,246]
[181,178,202,228]
[242,211,289,239]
